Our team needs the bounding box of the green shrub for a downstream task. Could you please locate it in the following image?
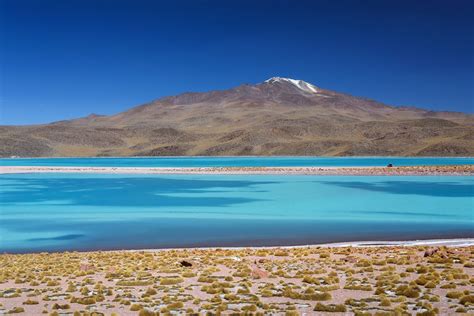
[130,304,142,311]
[46,280,59,286]
[144,287,157,296]
[7,307,25,314]
[160,277,184,285]
[380,297,391,306]
[242,304,257,312]
[459,295,474,305]
[70,296,96,305]
[52,303,70,310]
[116,280,152,286]
[344,284,372,291]
[396,284,420,298]
[138,309,156,316]
[314,303,346,312]
[167,302,183,309]
[455,307,467,313]
[274,250,289,256]
[446,291,463,299]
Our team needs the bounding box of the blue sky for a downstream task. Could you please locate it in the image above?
[1,0,473,125]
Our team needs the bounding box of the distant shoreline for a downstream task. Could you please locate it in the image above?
[1,165,473,175]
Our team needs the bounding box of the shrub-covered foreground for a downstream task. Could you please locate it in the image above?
[0,245,473,315]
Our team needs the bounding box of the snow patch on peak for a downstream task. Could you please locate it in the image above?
[264,77,319,94]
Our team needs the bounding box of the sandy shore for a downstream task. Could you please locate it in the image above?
[1,165,473,175]
[316,238,474,248]
[1,243,473,315]
[125,239,474,254]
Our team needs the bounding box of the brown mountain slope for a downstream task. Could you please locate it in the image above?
[1,77,473,157]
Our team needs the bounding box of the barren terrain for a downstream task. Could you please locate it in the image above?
[1,245,473,315]
[1,78,473,157]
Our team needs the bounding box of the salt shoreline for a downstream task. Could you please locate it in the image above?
[1,165,473,175]
[5,238,473,255]
[112,238,474,253]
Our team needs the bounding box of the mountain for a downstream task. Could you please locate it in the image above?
[1,77,473,157]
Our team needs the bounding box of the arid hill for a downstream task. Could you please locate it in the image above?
[1,77,473,157]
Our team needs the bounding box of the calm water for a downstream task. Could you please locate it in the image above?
[1,156,473,167]
[0,173,472,252]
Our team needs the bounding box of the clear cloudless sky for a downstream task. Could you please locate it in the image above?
[0,0,473,125]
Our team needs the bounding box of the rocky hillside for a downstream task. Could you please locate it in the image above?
[1,77,473,157]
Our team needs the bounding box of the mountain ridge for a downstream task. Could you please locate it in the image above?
[1,77,473,157]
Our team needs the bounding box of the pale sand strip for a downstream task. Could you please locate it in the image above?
[128,238,474,253]
[316,238,474,248]
[118,239,474,257]
[0,165,473,175]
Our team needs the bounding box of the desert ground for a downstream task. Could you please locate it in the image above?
[1,244,473,315]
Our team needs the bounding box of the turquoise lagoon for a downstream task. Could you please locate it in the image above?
[1,156,474,167]
[0,173,472,252]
